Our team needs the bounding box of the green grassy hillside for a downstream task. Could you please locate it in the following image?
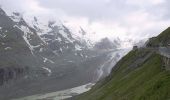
[74,49,170,100]
[147,27,170,47]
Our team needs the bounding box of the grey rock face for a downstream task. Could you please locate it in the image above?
[0,8,121,100]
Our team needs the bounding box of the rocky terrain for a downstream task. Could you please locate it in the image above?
[0,7,125,100]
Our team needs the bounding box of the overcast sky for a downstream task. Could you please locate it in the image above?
[0,0,170,41]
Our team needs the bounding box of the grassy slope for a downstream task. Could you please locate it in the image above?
[75,49,170,100]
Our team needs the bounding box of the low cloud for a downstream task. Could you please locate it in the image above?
[0,0,170,41]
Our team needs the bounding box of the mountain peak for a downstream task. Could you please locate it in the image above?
[79,27,86,36]
[0,7,6,16]
[34,17,38,22]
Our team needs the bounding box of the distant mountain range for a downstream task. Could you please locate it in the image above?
[0,7,124,100]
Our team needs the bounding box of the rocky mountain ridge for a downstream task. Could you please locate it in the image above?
[0,7,123,100]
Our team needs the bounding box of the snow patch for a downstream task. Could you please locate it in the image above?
[80,53,84,57]
[59,48,63,52]
[56,37,62,42]
[75,44,82,51]
[53,50,59,56]
[20,25,34,35]
[13,25,35,54]
[4,47,12,50]
[39,48,43,52]
[43,57,54,64]
[23,16,53,36]
[42,67,52,76]
[10,13,22,23]
[0,33,7,38]
[32,45,41,49]
[59,30,73,43]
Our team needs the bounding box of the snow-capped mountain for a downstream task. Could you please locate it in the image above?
[0,6,96,80]
[10,12,92,55]
[0,7,123,100]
